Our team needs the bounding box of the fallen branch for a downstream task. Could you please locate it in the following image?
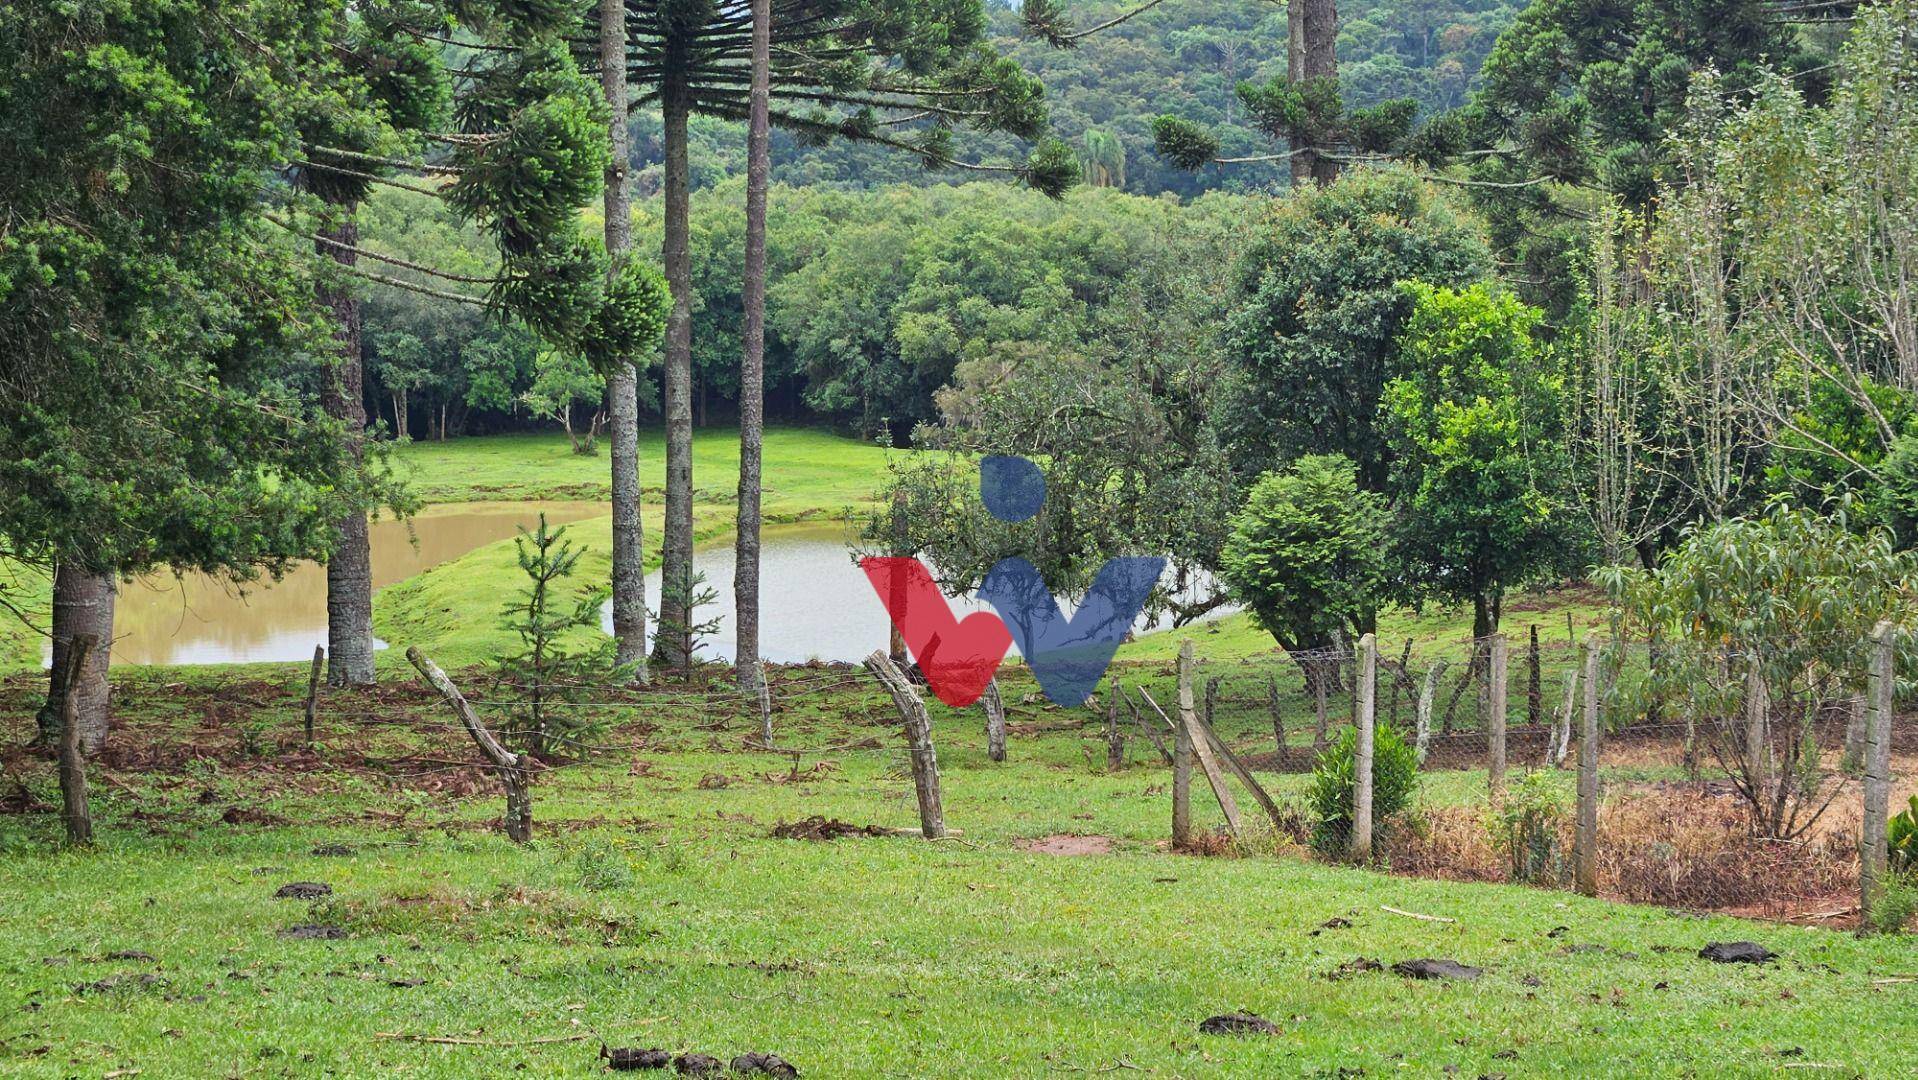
[375,1032,590,1047]
[1381,905,1456,924]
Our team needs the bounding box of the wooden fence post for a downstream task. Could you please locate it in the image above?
[1105,679,1126,771]
[1312,655,1330,751]
[864,651,945,840]
[407,647,532,843]
[1488,633,1508,799]
[756,661,774,747]
[1183,673,1243,839]
[1414,660,1443,766]
[1744,659,1772,814]
[982,677,1007,763]
[1527,624,1542,727]
[888,490,909,666]
[1172,642,1194,847]
[1555,666,1578,768]
[1861,621,1895,932]
[58,634,97,846]
[1129,687,1175,764]
[303,645,324,747]
[1267,674,1285,757]
[1574,639,1602,896]
[1350,634,1377,861]
[1843,694,1867,776]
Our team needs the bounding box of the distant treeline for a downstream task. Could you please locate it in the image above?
[359,182,1255,445]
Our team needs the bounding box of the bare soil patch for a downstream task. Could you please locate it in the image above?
[1018,834,1115,856]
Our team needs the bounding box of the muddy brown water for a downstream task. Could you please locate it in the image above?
[101,502,605,666]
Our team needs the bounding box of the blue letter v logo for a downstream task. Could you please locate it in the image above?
[978,556,1165,706]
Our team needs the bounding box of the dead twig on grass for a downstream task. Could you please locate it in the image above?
[1381,905,1457,924]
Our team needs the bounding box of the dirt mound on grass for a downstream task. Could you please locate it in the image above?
[770,816,887,841]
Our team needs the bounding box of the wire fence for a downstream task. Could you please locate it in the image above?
[273,624,1909,930]
[1089,628,1909,929]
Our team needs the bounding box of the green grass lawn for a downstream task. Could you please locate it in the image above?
[388,426,896,513]
[2,663,1912,1079]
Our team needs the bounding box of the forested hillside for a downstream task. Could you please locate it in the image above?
[635,0,1525,197]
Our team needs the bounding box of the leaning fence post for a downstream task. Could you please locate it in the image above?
[1861,621,1895,932]
[1574,639,1602,897]
[1172,642,1194,848]
[1350,634,1377,861]
[864,650,945,840]
[58,634,98,846]
[1555,666,1578,768]
[407,647,532,843]
[1488,634,1509,799]
[303,645,325,747]
[1105,680,1126,771]
[982,676,1007,762]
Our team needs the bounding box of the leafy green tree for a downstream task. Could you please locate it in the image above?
[1385,281,1573,639]
[1446,0,1833,322]
[1221,455,1391,654]
[522,351,608,454]
[1600,504,1918,839]
[0,0,390,747]
[872,191,1252,624]
[1221,170,1492,491]
[1080,128,1127,188]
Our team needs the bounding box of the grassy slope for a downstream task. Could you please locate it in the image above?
[2,666,1913,1078]
[373,428,894,668]
[388,426,894,512]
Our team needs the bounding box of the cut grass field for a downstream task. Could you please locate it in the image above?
[387,426,895,512]
[2,664,1915,1078]
[7,430,1915,1077]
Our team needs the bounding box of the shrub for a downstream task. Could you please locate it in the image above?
[1306,722,1419,857]
[1483,770,1572,886]
[1890,796,1918,873]
[1870,870,1918,935]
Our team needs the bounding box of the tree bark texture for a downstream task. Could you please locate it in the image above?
[735,0,770,689]
[42,562,115,753]
[602,0,649,678]
[317,211,376,686]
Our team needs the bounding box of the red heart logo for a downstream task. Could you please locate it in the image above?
[860,557,1012,707]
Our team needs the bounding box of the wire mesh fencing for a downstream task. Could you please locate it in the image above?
[1107,626,1909,929]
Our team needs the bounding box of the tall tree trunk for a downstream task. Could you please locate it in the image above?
[1286,0,1313,187]
[39,563,115,753]
[1289,0,1342,186]
[735,0,770,692]
[656,86,696,669]
[317,211,376,686]
[602,0,649,679]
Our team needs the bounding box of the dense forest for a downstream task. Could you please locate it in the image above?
[357,0,1535,444]
[641,0,1528,196]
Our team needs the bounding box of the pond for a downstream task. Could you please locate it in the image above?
[104,502,606,666]
[610,525,1228,664]
[101,508,1226,666]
